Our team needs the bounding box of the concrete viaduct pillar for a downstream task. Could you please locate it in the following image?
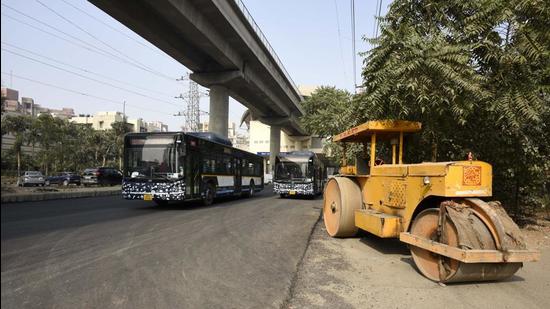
[294,139,303,151]
[209,85,229,137]
[269,125,281,175]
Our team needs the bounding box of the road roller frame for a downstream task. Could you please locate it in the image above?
[399,232,539,263]
[323,120,540,283]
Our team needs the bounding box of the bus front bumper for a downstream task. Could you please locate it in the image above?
[122,179,186,201]
[273,181,315,195]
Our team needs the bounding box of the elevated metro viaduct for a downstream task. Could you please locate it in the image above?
[89,0,306,172]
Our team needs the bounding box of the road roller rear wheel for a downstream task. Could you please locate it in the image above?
[323,177,362,238]
[409,206,522,283]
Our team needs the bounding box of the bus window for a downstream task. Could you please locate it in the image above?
[203,157,216,174]
[224,156,233,174]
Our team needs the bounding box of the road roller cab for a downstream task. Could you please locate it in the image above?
[323,120,540,283]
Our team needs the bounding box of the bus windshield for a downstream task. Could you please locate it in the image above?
[275,159,311,181]
[125,135,179,178]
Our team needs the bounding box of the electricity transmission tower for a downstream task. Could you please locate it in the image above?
[175,74,201,132]
[186,77,200,132]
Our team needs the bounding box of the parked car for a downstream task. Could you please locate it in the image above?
[81,167,123,186]
[45,172,81,186]
[17,171,45,187]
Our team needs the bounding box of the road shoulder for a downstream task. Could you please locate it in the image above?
[287,221,550,309]
[1,186,121,203]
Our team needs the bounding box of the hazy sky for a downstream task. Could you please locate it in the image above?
[1,0,389,131]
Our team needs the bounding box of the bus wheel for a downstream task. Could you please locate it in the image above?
[203,183,215,206]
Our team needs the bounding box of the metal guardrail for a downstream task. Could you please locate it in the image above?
[233,0,301,98]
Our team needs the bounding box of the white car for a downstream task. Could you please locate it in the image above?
[18,171,45,187]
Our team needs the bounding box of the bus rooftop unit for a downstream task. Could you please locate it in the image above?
[323,120,539,283]
[274,151,325,197]
[123,132,263,206]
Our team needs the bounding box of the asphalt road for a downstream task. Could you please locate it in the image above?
[1,187,321,309]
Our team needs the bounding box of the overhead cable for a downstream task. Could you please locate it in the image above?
[2,48,181,108]
[0,71,169,115]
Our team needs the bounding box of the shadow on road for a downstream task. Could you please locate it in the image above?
[134,194,268,211]
[358,231,410,255]
[277,195,323,201]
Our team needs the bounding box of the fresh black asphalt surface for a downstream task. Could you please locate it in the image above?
[1,187,322,308]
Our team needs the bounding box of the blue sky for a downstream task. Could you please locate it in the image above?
[1,0,389,131]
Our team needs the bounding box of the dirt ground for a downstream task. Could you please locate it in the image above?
[521,213,550,249]
[287,217,550,309]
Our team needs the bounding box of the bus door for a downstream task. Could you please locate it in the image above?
[234,158,242,194]
[185,150,201,198]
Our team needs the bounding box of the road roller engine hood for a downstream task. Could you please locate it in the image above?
[369,160,493,198]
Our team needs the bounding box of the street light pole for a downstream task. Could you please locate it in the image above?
[351,0,356,93]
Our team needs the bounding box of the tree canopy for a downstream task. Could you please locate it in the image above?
[1,114,130,175]
[301,86,355,137]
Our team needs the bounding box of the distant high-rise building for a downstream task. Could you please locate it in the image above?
[1,87,19,101]
[198,122,209,132]
[21,97,35,116]
[71,111,124,130]
[1,87,20,114]
[146,121,169,132]
[1,87,75,118]
[71,111,168,133]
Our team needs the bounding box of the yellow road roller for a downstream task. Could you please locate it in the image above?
[323,120,540,283]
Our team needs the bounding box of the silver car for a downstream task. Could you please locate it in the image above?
[18,171,46,187]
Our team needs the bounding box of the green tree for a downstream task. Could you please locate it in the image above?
[301,86,355,137]
[33,114,64,175]
[301,86,365,162]
[1,114,137,177]
[1,115,32,176]
[110,121,132,169]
